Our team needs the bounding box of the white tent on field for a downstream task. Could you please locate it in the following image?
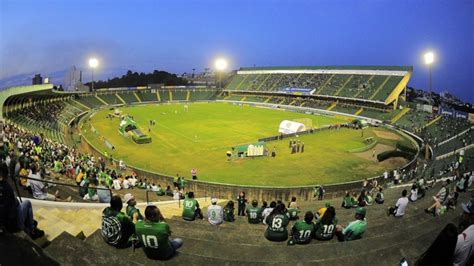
[278,120,307,135]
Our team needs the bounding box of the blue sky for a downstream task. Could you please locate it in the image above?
[1,0,473,102]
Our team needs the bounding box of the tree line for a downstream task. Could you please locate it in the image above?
[84,70,188,88]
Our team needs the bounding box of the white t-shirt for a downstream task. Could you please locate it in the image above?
[129,177,137,187]
[261,207,274,224]
[113,179,121,190]
[207,205,223,225]
[395,197,408,217]
[453,225,474,266]
[29,178,46,199]
[410,189,418,201]
[122,179,130,189]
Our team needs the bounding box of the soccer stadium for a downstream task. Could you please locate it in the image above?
[1,1,473,266]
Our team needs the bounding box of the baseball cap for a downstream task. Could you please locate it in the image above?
[211,197,218,204]
[355,207,366,216]
[462,200,474,214]
[124,193,134,204]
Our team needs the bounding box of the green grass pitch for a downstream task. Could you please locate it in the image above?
[82,102,412,186]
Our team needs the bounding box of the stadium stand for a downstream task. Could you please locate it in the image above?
[225,66,412,105]
[1,67,472,265]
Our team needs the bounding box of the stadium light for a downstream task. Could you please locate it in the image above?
[88,58,99,91]
[423,51,435,104]
[215,58,228,71]
[214,58,228,89]
[424,52,434,65]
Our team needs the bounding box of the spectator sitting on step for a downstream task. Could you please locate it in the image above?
[246,200,262,224]
[122,176,130,189]
[425,181,448,216]
[415,223,458,266]
[288,211,315,245]
[135,205,183,260]
[287,197,300,220]
[264,203,290,242]
[101,194,135,248]
[112,176,122,190]
[83,178,99,201]
[29,165,71,202]
[223,200,235,222]
[409,184,418,202]
[262,201,276,225]
[97,180,111,203]
[335,207,367,242]
[342,191,355,209]
[357,190,368,207]
[375,187,384,204]
[165,185,173,196]
[388,190,409,217]
[314,206,337,241]
[154,184,165,196]
[0,162,44,239]
[315,202,331,220]
[456,175,466,193]
[124,193,143,223]
[182,192,203,221]
[207,197,223,225]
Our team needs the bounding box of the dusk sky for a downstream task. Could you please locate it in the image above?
[1,0,473,102]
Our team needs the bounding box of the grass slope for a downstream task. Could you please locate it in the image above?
[83,102,410,186]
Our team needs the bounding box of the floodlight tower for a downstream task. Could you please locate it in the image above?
[214,58,228,89]
[89,58,99,91]
[423,52,434,104]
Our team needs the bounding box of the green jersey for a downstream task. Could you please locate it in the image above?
[342,219,367,241]
[246,206,262,224]
[182,198,199,221]
[291,220,314,244]
[265,214,289,241]
[135,220,173,260]
[314,218,338,240]
[126,205,143,221]
[287,208,300,220]
[342,196,353,208]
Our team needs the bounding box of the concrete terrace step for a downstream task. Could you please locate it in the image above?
[172,211,457,263]
[46,232,131,265]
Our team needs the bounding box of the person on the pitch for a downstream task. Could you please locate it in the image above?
[301,142,305,153]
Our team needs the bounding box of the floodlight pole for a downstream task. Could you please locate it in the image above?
[428,64,432,105]
[91,68,95,92]
[219,71,222,89]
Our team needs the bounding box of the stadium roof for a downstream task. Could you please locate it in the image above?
[239,66,413,71]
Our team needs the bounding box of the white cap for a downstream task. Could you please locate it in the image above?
[211,197,218,204]
[124,193,134,204]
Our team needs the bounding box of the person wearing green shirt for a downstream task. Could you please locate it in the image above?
[375,187,384,204]
[265,203,290,242]
[314,206,338,240]
[182,192,203,221]
[155,184,165,196]
[335,207,367,241]
[246,200,262,224]
[135,205,183,260]
[341,191,354,209]
[289,211,315,245]
[101,195,135,248]
[124,193,143,223]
